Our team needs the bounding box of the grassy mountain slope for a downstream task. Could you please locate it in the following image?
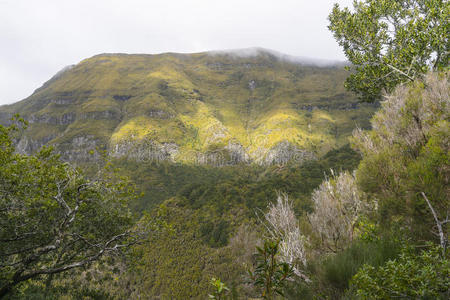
[0,49,375,164]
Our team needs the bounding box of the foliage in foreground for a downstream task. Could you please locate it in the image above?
[352,245,449,299]
[284,73,449,299]
[317,238,401,298]
[353,72,449,242]
[329,0,449,101]
[0,121,139,298]
[248,240,294,299]
[209,277,230,300]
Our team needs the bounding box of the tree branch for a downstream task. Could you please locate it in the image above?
[385,63,416,82]
[421,192,447,253]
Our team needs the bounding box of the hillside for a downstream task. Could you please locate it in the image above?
[0,49,376,165]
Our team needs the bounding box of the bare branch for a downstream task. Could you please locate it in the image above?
[421,192,447,252]
[308,171,371,253]
[264,193,310,282]
[385,63,415,82]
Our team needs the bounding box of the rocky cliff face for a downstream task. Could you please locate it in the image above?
[260,141,316,165]
[0,49,375,165]
[111,139,179,162]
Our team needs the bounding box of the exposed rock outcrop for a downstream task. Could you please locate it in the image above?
[60,135,101,161]
[79,110,120,120]
[0,112,13,126]
[16,135,56,154]
[111,139,179,162]
[195,142,249,166]
[147,110,172,119]
[255,141,316,165]
[28,113,76,125]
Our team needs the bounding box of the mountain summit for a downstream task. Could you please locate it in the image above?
[0,50,375,165]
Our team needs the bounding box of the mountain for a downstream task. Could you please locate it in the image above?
[0,48,376,165]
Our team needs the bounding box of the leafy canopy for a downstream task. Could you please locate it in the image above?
[0,120,139,298]
[329,0,449,101]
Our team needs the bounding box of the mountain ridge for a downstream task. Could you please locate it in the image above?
[0,49,375,165]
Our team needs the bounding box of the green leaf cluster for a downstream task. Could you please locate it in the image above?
[352,245,449,299]
[329,0,449,101]
[248,240,294,299]
[209,277,230,300]
[0,122,136,297]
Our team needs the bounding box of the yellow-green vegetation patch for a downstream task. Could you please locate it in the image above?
[0,51,377,163]
[179,101,232,151]
[111,116,185,144]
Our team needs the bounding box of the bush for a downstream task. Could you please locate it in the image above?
[322,239,400,292]
[351,245,450,299]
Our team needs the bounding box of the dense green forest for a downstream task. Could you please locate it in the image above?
[115,143,360,214]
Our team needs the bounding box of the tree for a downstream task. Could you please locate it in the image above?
[328,0,449,101]
[308,170,369,253]
[264,193,309,282]
[0,121,141,298]
[352,72,449,241]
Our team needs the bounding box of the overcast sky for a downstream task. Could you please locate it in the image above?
[0,0,354,105]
